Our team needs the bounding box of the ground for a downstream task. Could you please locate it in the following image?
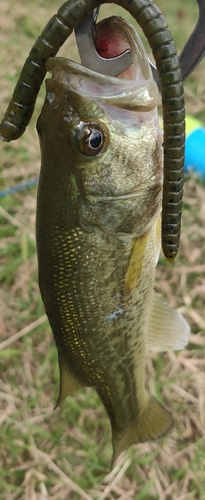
[0,1,205,499]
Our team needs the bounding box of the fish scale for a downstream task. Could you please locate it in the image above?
[36,16,189,465]
[47,231,138,420]
[41,224,151,422]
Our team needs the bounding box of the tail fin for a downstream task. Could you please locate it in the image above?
[111,395,173,466]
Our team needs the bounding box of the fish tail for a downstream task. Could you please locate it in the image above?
[111,394,173,467]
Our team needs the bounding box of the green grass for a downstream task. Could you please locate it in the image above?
[0,1,205,499]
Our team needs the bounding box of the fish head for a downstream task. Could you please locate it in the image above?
[37,16,163,236]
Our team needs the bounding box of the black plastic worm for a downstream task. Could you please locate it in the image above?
[0,0,185,261]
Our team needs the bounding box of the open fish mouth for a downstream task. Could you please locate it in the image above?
[94,15,139,80]
[47,15,159,112]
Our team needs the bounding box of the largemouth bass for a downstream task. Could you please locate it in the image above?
[36,16,190,464]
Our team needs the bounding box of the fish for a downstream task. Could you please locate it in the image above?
[36,16,190,465]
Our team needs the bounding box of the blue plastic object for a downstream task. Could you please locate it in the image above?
[185,127,205,178]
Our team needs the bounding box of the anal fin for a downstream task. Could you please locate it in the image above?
[55,353,84,407]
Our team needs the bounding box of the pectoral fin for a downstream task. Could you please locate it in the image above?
[112,393,173,466]
[124,216,161,299]
[124,229,150,297]
[55,353,84,407]
[147,292,190,351]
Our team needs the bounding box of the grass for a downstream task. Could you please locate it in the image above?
[0,0,205,499]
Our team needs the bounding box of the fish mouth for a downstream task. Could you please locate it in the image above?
[47,16,159,112]
[94,16,140,80]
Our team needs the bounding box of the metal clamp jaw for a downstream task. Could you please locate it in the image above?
[75,8,133,77]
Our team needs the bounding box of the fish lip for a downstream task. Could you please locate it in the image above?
[47,17,159,110]
[47,58,158,111]
[47,57,152,88]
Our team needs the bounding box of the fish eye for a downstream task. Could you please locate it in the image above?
[90,130,102,149]
[77,122,109,156]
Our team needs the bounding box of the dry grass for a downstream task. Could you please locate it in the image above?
[0,1,205,499]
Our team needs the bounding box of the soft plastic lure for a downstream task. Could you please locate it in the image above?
[0,0,186,261]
